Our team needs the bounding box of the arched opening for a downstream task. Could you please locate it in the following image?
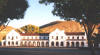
[25,41,27,47]
[46,42,49,47]
[71,42,74,47]
[41,42,44,47]
[28,41,32,47]
[33,42,35,47]
[8,41,10,46]
[12,42,14,46]
[3,41,6,46]
[56,42,59,47]
[76,42,79,47]
[61,42,64,47]
[81,42,84,47]
[37,42,40,47]
[51,41,54,47]
[66,42,70,47]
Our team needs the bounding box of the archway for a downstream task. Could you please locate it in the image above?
[37,42,40,47]
[66,42,70,47]
[51,41,54,47]
[81,42,84,47]
[41,42,44,47]
[61,42,64,47]
[76,42,79,47]
[56,42,59,47]
[46,42,49,47]
[71,42,74,47]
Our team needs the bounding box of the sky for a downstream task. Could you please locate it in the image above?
[8,0,63,28]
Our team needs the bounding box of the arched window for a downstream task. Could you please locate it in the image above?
[56,36,58,40]
[51,41,54,47]
[56,42,59,47]
[61,42,64,46]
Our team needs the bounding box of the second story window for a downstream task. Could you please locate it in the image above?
[82,37,84,39]
[77,37,79,40]
[12,37,14,40]
[56,36,58,40]
[52,36,53,39]
[72,37,74,39]
[61,36,63,39]
[68,37,70,39]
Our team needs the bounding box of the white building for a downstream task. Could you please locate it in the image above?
[1,29,88,47]
[49,29,88,47]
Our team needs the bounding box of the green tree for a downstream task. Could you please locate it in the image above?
[20,24,39,33]
[39,0,100,55]
[0,0,28,25]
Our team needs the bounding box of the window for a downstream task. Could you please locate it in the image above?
[56,36,58,40]
[44,37,45,39]
[72,37,74,39]
[52,36,53,39]
[82,37,84,39]
[16,36,18,39]
[12,37,14,40]
[68,37,70,39]
[77,37,79,40]
[61,36,63,39]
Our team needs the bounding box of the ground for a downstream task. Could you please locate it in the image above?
[0,47,100,55]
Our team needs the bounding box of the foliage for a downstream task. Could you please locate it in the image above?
[0,0,28,25]
[39,1,100,52]
[20,24,39,33]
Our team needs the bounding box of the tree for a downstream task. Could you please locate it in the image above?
[0,0,28,31]
[0,0,28,25]
[39,0,100,55]
[19,24,39,33]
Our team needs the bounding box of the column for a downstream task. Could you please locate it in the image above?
[74,41,76,47]
[69,41,71,47]
[79,41,81,47]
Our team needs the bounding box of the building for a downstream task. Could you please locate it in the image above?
[2,28,88,47]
